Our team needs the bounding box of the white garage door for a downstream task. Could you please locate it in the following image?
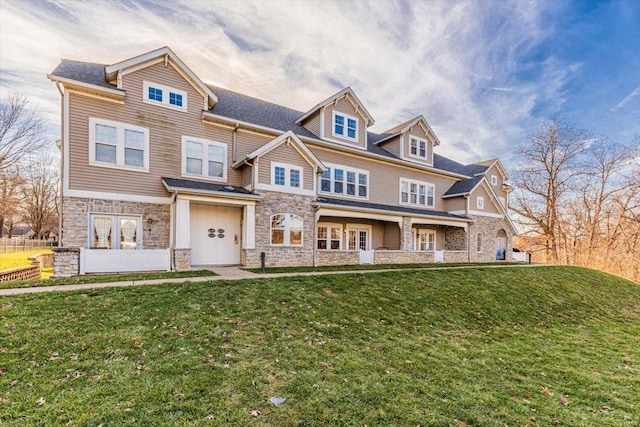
[190,204,241,265]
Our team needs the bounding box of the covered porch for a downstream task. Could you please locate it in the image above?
[313,197,472,266]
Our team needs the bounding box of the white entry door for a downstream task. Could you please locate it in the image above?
[348,228,374,264]
[190,204,241,265]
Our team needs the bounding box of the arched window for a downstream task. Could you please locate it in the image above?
[270,214,303,246]
[476,232,483,252]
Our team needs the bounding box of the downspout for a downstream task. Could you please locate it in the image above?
[232,124,239,163]
[465,194,471,262]
[313,206,320,267]
[169,191,177,271]
[56,82,64,248]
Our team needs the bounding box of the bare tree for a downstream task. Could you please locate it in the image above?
[20,155,59,239]
[0,165,24,237]
[511,119,591,263]
[0,92,48,171]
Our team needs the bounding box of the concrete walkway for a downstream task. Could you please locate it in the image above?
[0,263,545,296]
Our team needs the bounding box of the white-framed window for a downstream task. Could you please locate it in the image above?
[270,213,303,246]
[332,112,358,140]
[412,229,436,251]
[181,136,227,181]
[320,164,368,198]
[143,81,187,112]
[400,179,435,208]
[409,137,429,159]
[317,223,342,250]
[491,175,498,186]
[476,232,483,252]
[89,214,141,250]
[477,196,485,210]
[89,118,149,171]
[271,162,303,189]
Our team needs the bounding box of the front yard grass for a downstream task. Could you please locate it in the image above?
[1,266,639,426]
[245,261,517,274]
[0,270,217,290]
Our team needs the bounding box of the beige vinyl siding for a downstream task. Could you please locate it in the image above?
[302,110,321,138]
[382,222,400,249]
[235,130,273,160]
[473,185,500,214]
[256,143,315,190]
[444,196,467,212]
[241,166,252,188]
[378,136,401,157]
[485,164,508,201]
[322,97,367,149]
[311,145,458,211]
[403,125,433,165]
[67,61,238,197]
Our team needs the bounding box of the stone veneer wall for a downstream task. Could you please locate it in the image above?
[61,197,170,249]
[444,227,467,251]
[241,192,316,268]
[468,215,513,262]
[52,247,80,277]
[316,250,360,266]
[173,248,192,271]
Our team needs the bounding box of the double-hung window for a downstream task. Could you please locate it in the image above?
[271,163,303,189]
[143,81,187,112]
[270,214,303,246]
[400,179,435,208]
[408,136,432,164]
[332,112,358,140]
[182,137,227,181]
[477,196,485,210]
[320,164,368,199]
[90,214,141,250]
[89,118,149,171]
[413,229,436,251]
[317,224,342,250]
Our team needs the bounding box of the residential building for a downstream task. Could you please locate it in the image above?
[48,47,516,276]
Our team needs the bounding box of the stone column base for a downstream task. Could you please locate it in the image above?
[173,248,192,271]
[52,247,81,277]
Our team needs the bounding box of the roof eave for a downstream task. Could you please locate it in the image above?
[47,74,125,98]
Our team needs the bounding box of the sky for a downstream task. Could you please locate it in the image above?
[0,0,639,169]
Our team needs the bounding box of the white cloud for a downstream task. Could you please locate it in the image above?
[0,0,572,166]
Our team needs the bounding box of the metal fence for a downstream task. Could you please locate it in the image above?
[0,238,57,253]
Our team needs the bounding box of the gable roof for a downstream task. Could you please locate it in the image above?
[295,87,375,126]
[105,46,217,108]
[442,176,484,198]
[49,55,496,181]
[473,158,510,180]
[233,130,325,172]
[375,115,442,146]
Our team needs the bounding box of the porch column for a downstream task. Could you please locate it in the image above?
[243,204,255,249]
[401,216,413,252]
[175,198,190,249]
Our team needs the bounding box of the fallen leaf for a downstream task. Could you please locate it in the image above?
[560,395,569,406]
[206,414,214,420]
[542,386,553,396]
[9,380,18,387]
[37,397,46,406]
[249,409,261,417]
[453,419,467,426]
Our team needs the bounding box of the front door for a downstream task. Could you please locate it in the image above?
[190,204,241,265]
[495,237,506,260]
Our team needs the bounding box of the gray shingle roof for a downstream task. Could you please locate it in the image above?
[49,59,114,89]
[442,176,483,197]
[50,59,491,179]
[316,197,470,220]
[162,177,254,195]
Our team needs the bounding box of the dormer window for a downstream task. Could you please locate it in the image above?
[333,112,358,140]
[143,81,187,112]
[409,137,430,161]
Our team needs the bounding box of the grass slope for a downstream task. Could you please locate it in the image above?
[0,250,53,271]
[1,266,639,426]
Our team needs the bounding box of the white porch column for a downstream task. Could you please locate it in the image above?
[175,198,190,249]
[243,204,256,249]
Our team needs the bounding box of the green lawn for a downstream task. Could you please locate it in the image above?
[1,266,639,426]
[246,261,517,274]
[0,270,218,290]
